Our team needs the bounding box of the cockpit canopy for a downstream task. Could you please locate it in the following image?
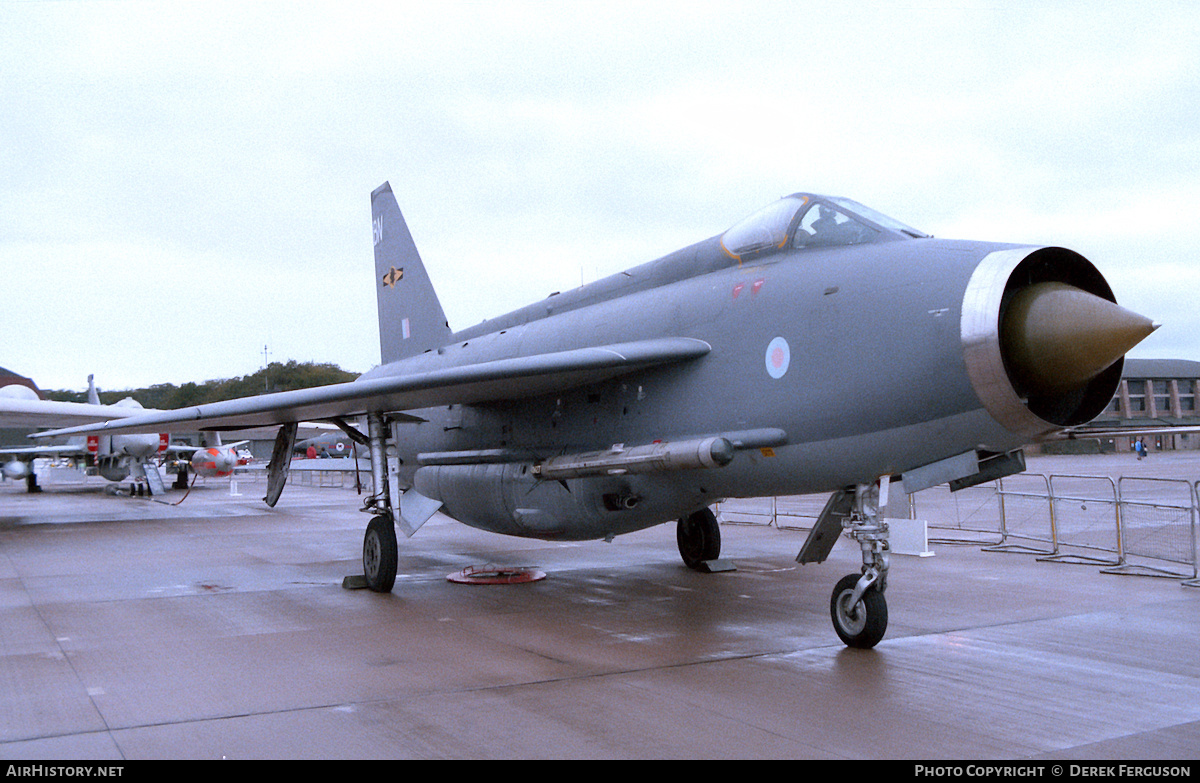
[720,193,928,261]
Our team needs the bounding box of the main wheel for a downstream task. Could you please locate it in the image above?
[830,573,887,648]
[677,508,721,570]
[363,515,398,593]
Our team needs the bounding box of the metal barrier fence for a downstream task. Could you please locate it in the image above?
[1041,474,1122,566]
[1190,482,1200,588]
[715,495,827,530]
[1110,477,1197,580]
[226,462,375,492]
[986,473,1054,554]
[912,481,1003,545]
[716,472,1200,586]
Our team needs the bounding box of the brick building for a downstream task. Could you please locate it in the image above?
[1081,358,1200,452]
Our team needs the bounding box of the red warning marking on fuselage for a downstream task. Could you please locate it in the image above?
[733,279,766,299]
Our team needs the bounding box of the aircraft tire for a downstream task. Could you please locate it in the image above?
[363,515,398,593]
[830,573,887,648]
[677,508,721,570]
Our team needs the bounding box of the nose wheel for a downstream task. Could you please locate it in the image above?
[830,573,887,648]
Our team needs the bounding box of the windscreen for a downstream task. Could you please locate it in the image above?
[827,197,927,237]
[720,196,808,259]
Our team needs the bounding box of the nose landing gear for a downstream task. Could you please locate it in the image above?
[830,478,891,648]
[798,477,892,648]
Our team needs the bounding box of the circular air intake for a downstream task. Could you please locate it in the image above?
[962,246,1156,439]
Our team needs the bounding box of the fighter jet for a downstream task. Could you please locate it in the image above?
[0,375,169,492]
[295,429,357,458]
[2,375,247,493]
[35,183,1156,647]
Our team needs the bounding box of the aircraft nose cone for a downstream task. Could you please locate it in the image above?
[1001,282,1157,396]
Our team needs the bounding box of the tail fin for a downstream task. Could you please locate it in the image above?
[372,182,453,365]
[87,374,99,405]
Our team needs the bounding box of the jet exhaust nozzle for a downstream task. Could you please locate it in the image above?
[1001,282,1158,397]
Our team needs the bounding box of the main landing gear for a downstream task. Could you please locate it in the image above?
[360,413,400,593]
[363,515,398,593]
[677,507,721,570]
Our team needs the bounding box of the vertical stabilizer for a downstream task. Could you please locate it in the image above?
[372,182,453,365]
[87,375,99,405]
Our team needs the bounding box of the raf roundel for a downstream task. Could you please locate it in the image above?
[765,336,791,379]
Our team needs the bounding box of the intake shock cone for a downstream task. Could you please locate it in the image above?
[1001,282,1158,398]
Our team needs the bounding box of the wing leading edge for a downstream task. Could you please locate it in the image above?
[31,337,712,439]
[0,398,145,429]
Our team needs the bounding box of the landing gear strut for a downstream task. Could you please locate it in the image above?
[830,478,891,648]
[677,507,721,570]
[360,413,399,593]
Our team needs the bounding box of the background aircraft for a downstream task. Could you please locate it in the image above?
[295,430,358,458]
[37,183,1156,647]
[1,375,249,494]
[1,375,162,492]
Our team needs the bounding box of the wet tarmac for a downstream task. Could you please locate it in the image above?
[1,454,1198,760]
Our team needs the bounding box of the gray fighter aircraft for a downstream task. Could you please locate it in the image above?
[35,183,1157,647]
[1,375,169,492]
[2,375,252,493]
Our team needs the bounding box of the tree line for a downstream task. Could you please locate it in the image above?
[44,361,360,409]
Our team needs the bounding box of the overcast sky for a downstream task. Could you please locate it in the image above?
[3,0,1197,392]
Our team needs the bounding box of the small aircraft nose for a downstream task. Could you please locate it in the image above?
[1001,282,1157,396]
